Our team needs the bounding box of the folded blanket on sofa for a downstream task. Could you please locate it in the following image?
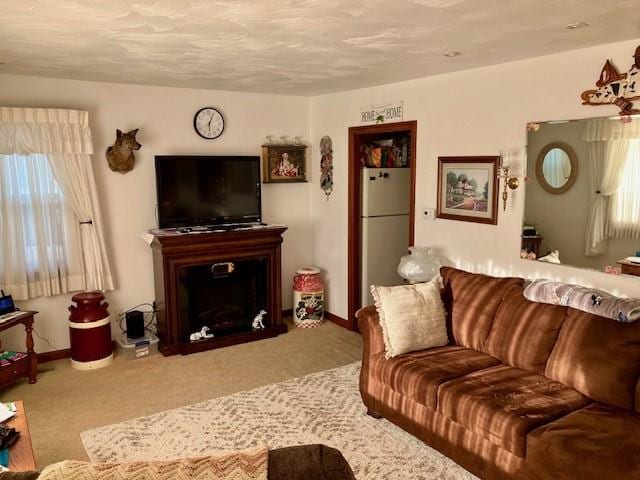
[524,279,640,323]
[0,445,355,480]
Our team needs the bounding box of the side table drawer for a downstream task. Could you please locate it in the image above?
[0,357,30,387]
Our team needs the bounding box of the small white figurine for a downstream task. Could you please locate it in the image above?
[252,310,267,330]
[189,326,214,342]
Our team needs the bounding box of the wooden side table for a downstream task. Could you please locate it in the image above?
[617,259,640,277]
[5,401,36,471]
[0,311,38,390]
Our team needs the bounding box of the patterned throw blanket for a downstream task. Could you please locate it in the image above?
[524,280,640,323]
[38,447,268,480]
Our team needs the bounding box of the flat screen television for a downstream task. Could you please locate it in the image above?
[155,155,261,228]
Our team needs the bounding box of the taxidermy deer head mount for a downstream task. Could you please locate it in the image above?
[106,129,141,173]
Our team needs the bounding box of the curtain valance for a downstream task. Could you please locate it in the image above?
[582,117,640,142]
[0,107,94,155]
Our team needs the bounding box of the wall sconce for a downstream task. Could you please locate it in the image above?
[498,156,521,211]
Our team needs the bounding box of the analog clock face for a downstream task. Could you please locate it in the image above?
[194,107,224,139]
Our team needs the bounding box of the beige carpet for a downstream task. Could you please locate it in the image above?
[0,319,362,468]
[81,362,475,480]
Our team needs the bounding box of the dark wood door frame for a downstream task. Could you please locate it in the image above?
[347,120,417,331]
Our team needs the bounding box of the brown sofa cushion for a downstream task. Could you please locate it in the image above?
[437,364,591,457]
[545,308,640,411]
[441,267,523,352]
[375,345,500,409]
[484,285,567,373]
[524,403,640,480]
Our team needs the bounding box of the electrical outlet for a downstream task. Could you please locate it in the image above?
[423,207,436,221]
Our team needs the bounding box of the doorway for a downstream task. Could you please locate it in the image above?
[347,121,417,330]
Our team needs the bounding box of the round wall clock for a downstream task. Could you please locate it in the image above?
[193,107,224,139]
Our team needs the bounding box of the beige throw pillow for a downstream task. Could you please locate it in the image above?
[371,280,448,358]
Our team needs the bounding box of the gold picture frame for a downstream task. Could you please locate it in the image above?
[262,145,307,183]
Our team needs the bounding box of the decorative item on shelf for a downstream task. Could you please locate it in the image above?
[497,153,521,211]
[604,265,623,275]
[292,267,324,328]
[526,122,541,132]
[252,310,267,330]
[106,129,141,173]
[436,156,500,225]
[262,141,307,183]
[397,246,440,284]
[538,250,561,264]
[580,44,640,117]
[320,136,333,199]
[68,292,113,370]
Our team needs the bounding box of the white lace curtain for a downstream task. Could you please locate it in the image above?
[583,118,640,256]
[0,107,114,299]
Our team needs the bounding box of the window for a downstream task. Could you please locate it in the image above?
[608,139,640,238]
[0,153,83,298]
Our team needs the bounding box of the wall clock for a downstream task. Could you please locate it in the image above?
[193,107,224,139]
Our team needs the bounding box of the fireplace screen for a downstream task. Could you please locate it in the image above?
[177,256,268,341]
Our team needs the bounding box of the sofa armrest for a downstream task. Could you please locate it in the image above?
[356,305,385,356]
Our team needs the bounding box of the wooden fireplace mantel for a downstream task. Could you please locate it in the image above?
[150,225,288,355]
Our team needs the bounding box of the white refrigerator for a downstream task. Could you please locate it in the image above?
[361,168,410,307]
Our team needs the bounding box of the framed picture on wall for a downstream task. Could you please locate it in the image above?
[436,156,499,225]
[262,145,307,183]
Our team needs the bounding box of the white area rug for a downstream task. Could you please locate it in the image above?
[81,363,476,480]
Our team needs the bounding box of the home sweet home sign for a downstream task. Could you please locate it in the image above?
[360,101,404,124]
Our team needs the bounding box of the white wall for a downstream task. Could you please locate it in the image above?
[310,38,640,319]
[0,75,312,352]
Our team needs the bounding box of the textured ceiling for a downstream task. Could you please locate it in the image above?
[1,0,639,95]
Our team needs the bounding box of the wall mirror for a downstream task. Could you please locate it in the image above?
[523,116,640,278]
[535,142,578,194]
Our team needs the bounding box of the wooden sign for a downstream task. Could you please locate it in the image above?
[360,101,404,124]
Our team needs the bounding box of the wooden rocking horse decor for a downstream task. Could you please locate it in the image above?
[580,44,640,116]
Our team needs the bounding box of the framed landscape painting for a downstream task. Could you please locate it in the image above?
[436,156,499,225]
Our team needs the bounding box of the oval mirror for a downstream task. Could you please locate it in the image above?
[535,142,578,194]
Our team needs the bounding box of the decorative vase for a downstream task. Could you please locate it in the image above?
[397,247,440,283]
[68,291,113,370]
[293,267,324,328]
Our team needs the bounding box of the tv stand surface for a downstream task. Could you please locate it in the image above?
[150,225,288,355]
[150,222,277,237]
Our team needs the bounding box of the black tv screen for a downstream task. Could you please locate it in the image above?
[155,155,261,228]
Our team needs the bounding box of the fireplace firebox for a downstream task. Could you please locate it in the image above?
[177,257,268,340]
[151,226,287,355]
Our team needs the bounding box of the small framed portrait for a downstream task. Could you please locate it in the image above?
[436,156,500,225]
[262,145,307,183]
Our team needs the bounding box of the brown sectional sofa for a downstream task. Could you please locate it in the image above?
[358,267,640,479]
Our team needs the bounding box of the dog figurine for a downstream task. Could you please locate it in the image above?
[252,310,267,330]
[106,129,141,173]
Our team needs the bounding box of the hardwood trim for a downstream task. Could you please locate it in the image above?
[324,311,351,330]
[347,121,417,331]
[37,348,71,363]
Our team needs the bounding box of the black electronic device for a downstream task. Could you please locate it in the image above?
[0,290,16,316]
[125,310,146,340]
[155,155,262,229]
